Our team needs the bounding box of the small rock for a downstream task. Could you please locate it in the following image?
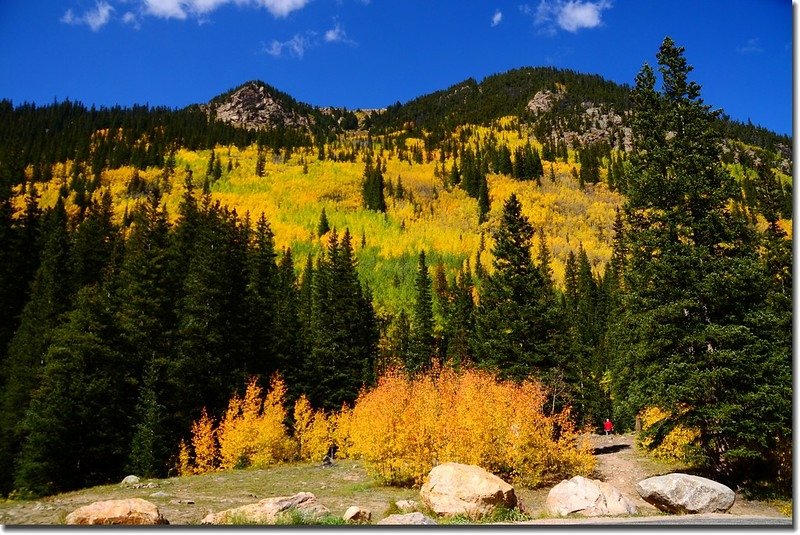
[150,492,170,499]
[121,475,140,485]
[66,498,169,525]
[343,506,371,523]
[378,512,437,525]
[395,499,418,512]
[636,473,735,514]
[201,492,329,525]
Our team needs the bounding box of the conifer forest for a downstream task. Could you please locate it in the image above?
[0,38,791,499]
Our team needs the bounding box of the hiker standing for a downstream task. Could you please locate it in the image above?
[603,418,614,435]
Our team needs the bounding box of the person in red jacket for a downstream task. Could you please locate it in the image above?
[603,418,614,435]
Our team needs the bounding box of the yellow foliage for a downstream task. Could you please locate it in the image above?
[191,408,218,474]
[344,366,595,487]
[215,375,295,470]
[293,395,333,462]
[636,406,699,463]
[176,439,192,477]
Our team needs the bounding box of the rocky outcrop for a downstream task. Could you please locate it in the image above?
[204,81,313,131]
[420,462,517,518]
[342,505,371,523]
[546,476,638,517]
[65,498,169,525]
[526,89,565,115]
[377,512,437,525]
[201,492,329,525]
[636,473,735,514]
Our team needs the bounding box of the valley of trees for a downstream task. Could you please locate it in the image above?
[0,39,791,498]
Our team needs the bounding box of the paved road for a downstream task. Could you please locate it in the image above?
[513,514,792,526]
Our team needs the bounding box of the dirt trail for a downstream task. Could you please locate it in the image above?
[586,433,786,518]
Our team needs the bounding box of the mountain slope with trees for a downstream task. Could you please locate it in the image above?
[0,40,791,499]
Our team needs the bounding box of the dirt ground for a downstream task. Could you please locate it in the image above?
[583,433,787,518]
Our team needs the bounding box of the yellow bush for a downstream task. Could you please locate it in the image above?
[191,408,218,474]
[182,375,295,475]
[293,395,333,462]
[636,406,699,463]
[345,366,595,487]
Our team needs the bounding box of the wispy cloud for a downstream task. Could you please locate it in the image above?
[737,38,764,54]
[61,1,114,31]
[263,32,315,58]
[64,0,312,28]
[491,10,503,27]
[524,0,612,35]
[324,22,356,45]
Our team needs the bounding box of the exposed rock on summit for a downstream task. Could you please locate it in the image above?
[203,81,314,131]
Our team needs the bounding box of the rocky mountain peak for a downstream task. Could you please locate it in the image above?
[203,81,314,131]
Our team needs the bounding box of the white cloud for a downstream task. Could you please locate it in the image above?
[737,38,764,54]
[142,0,188,19]
[62,0,313,30]
[491,10,503,27]
[324,22,356,45]
[254,0,310,18]
[264,33,313,58]
[61,1,114,31]
[528,0,611,34]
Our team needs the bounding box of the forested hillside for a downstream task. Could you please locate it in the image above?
[0,40,791,499]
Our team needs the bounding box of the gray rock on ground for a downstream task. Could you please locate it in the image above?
[66,498,169,525]
[120,475,140,485]
[546,476,638,517]
[201,492,329,525]
[343,506,371,523]
[636,473,735,514]
[377,512,437,525]
[395,499,418,512]
[420,462,517,518]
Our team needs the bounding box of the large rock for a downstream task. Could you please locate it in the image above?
[377,512,437,525]
[201,492,329,525]
[636,473,735,514]
[420,462,517,518]
[546,476,638,517]
[66,498,168,525]
[120,475,140,485]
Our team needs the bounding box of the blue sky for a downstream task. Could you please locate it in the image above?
[0,0,792,135]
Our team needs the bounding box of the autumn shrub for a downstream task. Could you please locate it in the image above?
[179,375,295,475]
[636,406,699,463]
[345,366,595,487]
[293,395,333,462]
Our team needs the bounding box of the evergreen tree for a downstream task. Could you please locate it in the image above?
[444,269,474,368]
[0,199,72,494]
[472,194,561,379]
[317,208,330,237]
[14,284,132,496]
[610,38,791,485]
[408,250,435,372]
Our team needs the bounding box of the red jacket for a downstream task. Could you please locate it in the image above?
[603,420,613,432]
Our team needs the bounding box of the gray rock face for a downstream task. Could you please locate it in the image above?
[420,462,517,518]
[201,492,329,525]
[377,512,437,525]
[636,473,735,514]
[66,498,169,525]
[120,475,140,485]
[546,476,638,517]
[205,82,312,131]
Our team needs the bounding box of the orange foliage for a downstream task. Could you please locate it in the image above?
[344,366,595,487]
[191,408,218,474]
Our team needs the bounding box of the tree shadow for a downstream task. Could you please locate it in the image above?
[592,444,631,455]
